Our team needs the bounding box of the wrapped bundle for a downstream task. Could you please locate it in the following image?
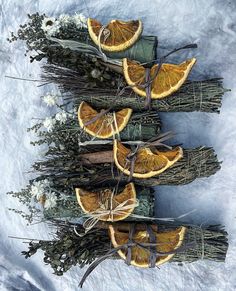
[34,144,220,187]
[21,221,228,281]
[9,13,228,113]
[42,65,226,114]
[31,108,220,188]
[43,186,155,222]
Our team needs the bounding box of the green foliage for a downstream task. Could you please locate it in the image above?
[22,223,110,275]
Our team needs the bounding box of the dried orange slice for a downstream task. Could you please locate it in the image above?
[87,18,142,52]
[123,58,196,99]
[109,224,186,267]
[75,183,136,221]
[78,101,132,139]
[113,140,183,178]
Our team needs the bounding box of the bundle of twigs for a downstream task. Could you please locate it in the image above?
[21,221,228,277]
[30,111,161,151]
[33,145,220,188]
[42,64,228,113]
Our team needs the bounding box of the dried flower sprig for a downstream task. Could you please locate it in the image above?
[8,13,120,88]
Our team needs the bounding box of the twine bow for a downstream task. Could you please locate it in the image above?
[81,197,139,233]
[123,131,175,181]
[82,106,121,141]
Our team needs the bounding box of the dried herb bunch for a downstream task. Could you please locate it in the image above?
[22,222,110,275]
[8,13,228,113]
[7,185,41,224]
[32,144,220,189]
[41,64,227,114]
[8,13,120,89]
[22,221,228,277]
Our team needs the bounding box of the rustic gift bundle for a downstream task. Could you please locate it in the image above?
[8,13,229,287]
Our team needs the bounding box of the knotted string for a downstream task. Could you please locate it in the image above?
[97,25,111,62]
[119,43,198,109]
[82,106,121,141]
[82,197,139,233]
[123,131,175,181]
[78,223,197,287]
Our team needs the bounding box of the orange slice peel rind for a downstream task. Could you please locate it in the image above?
[75,183,137,222]
[87,18,143,52]
[109,224,186,267]
[78,101,132,139]
[123,58,196,99]
[113,140,183,178]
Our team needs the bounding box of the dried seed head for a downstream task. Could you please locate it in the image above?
[91,68,101,79]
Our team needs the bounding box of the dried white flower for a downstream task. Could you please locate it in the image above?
[41,17,60,36]
[47,22,61,37]
[91,68,101,79]
[44,192,57,209]
[43,117,56,132]
[42,93,58,107]
[55,111,67,124]
[42,179,51,188]
[31,182,44,200]
[73,13,87,29]
[30,179,51,200]
[41,17,55,32]
[59,14,72,26]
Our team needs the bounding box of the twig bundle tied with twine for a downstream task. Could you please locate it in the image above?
[41,64,228,113]
[20,221,228,282]
[34,144,220,188]
[43,187,155,223]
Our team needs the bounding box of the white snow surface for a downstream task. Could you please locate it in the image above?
[1,0,236,290]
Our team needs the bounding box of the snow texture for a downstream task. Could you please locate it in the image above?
[0,0,236,290]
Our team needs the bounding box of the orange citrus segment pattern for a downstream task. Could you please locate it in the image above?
[78,101,132,139]
[88,18,142,52]
[123,58,196,99]
[113,140,183,178]
[109,224,186,267]
[75,183,136,221]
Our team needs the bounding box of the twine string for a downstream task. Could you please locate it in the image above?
[81,196,139,233]
[118,43,197,109]
[97,25,111,62]
[144,68,152,110]
[146,224,158,267]
[82,106,122,142]
[125,223,136,265]
[83,107,112,126]
[113,111,121,140]
[78,223,197,287]
[123,131,174,181]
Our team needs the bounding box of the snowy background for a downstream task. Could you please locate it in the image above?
[1,0,236,290]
